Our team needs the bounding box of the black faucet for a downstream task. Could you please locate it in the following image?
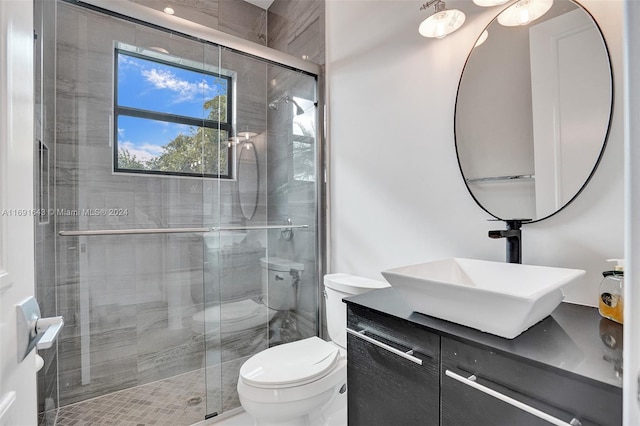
[488,219,530,264]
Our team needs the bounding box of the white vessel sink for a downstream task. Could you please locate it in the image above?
[381,258,585,339]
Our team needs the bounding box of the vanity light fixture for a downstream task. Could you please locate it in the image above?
[472,0,508,6]
[163,6,175,15]
[497,0,553,26]
[474,30,489,47]
[149,47,170,54]
[237,126,257,140]
[418,0,466,39]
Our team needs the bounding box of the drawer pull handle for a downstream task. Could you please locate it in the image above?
[445,370,581,426]
[346,328,422,365]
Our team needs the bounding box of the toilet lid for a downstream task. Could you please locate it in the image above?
[239,337,340,388]
[193,299,264,327]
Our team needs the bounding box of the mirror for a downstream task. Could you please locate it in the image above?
[238,141,259,220]
[455,0,612,222]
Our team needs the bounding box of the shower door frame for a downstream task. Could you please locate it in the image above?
[72,0,327,341]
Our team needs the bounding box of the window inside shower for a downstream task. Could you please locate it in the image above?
[113,46,234,178]
[37,1,321,424]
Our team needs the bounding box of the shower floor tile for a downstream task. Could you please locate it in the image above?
[55,369,208,426]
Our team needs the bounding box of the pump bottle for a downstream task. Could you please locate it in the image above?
[598,259,624,324]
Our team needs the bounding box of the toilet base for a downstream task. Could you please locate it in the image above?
[245,388,346,426]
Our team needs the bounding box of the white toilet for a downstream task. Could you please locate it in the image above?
[237,273,390,425]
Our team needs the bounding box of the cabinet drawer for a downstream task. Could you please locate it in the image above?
[347,305,440,360]
[347,305,440,426]
[441,337,621,426]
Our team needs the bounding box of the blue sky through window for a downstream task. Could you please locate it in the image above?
[116,52,228,163]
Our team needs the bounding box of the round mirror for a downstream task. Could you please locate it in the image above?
[238,141,259,220]
[455,0,613,222]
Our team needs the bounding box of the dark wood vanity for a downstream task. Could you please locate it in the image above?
[345,288,622,426]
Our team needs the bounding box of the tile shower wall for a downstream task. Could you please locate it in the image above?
[130,0,267,46]
[265,0,325,341]
[54,0,269,409]
[268,0,325,66]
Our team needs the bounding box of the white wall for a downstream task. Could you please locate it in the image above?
[326,0,624,306]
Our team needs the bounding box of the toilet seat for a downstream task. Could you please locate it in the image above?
[192,299,271,334]
[239,337,340,388]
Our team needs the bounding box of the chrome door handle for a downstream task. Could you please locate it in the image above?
[445,370,581,426]
[346,328,423,365]
[35,316,64,349]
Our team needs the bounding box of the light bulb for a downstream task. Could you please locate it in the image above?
[163,6,175,15]
[419,8,466,38]
[435,18,447,38]
[518,8,530,25]
[237,129,257,140]
[497,0,553,27]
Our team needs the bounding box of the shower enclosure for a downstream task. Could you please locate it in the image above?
[35,1,323,424]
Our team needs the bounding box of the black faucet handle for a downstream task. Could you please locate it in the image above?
[487,219,529,264]
[488,230,505,239]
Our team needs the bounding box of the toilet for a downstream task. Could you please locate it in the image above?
[191,250,308,363]
[237,273,390,425]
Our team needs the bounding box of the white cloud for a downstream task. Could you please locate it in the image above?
[118,55,142,70]
[119,140,163,162]
[117,128,125,137]
[141,68,215,103]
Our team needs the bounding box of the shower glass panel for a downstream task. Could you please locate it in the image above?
[47,0,320,423]
[54,2,220,423]
[202,47,319,414]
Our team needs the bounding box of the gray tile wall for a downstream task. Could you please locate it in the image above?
[265,0,325,343]
[130,0,267,46]
[264,70,318,344]
[268,0,325,65]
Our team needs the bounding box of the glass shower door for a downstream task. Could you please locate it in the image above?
[202,46,320,416]
[52,2,222,423]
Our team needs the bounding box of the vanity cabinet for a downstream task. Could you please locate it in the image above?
[345,290,622,426]
[441,337,621,426]
[347,305,440,426]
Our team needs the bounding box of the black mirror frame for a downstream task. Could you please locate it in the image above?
[453,0,615,223]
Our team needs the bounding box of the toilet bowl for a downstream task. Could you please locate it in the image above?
[191,236,270,359]
[191,299,276,338]
[237,273,390,425]
[192,298,276,364]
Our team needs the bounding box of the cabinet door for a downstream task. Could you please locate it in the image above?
[441,337,621,426]
[347,306,439,426]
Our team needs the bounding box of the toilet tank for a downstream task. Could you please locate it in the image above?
[260,257,305,310]
[324,273,390,348]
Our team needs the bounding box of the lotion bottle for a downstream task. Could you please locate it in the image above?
[598,259,624,324]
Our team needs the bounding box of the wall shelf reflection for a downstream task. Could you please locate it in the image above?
[466,174,535,184]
